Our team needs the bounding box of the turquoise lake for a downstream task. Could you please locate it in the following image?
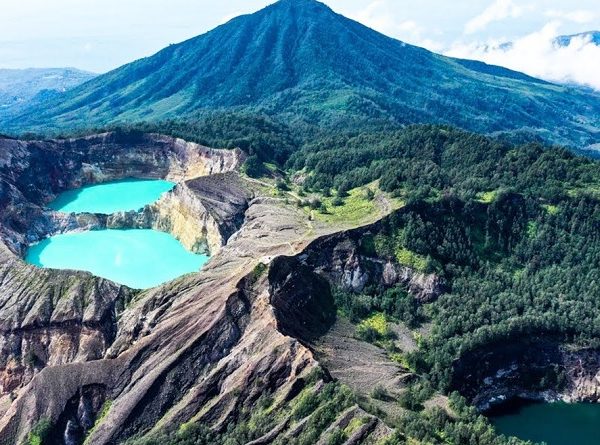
[28,179,208,288]
[490,401,600,445]
[49,178,175,214]
[26,229,209,289]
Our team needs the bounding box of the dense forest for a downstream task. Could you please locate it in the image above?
[289,121,600,444]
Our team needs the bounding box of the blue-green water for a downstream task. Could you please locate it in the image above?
[26,230,208,289]
[490,401,600,445]
[50,178,175,214]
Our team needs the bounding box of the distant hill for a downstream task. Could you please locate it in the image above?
[0,68,95,115]
[555,31,600,47]
[477,31,600,52]
[1,0,599,149]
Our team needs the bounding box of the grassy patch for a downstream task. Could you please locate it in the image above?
[84,400,112,444]
[326,429,348,445]
[315,187,379,225]
[357,313,390,339]
[264,162,279,173]
[542,204,559,215]
[249,262,268,286]
[395,248,428,273]
[476,190,497,203]
[389,352,414,371]
[26,419,52,445]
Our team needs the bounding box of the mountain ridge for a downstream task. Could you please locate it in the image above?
[1,0,599,149]
[0,67,95,114]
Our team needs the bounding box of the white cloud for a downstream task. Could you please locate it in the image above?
[545,9,597,24]
[446,22,600,90]
[465,0,526,34]
[353,0,407,37]
[351,0,444,51]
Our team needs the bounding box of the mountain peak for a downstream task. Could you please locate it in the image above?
[276,0,322,5]
[2,0,599,149]
[269,0,332,14]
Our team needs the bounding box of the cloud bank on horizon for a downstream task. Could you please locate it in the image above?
[349,0,600,90]
[443,1,600,90]
[446,25,600,90]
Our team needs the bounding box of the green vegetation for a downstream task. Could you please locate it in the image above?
[334,288,423,330]
[314,186,382,225]
[357,313,389,338]
[542,203,559,214]
[477,190,498,203]
[26,419,52,445]
[395,248,429,273]
[398,381,434,411]
[249,262,268,285]
[297,124,600,444]
[287,125,600,201]
[83,400,112,445]
[356,313,393,346]
[126,374,355,445]
[384,393,527,445]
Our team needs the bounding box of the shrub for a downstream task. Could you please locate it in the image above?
[331,196,344,207]
[27,419,52,445]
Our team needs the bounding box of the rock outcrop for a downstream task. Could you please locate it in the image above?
[299,228,445,303]
[0,242,129,414]
[452,337,600,411]
[103,172,253,254]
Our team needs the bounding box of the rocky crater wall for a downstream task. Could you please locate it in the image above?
[299,226,445,303]
[0,133,250,433]
[451,337,600,411]
[0,132,247,255]
[0,132,245,205]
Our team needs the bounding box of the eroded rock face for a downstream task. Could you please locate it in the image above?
[452,338,600,411]
[99,173,253,254]
[0,242,128,414]
[0,133,252,443]
[299,228,446,303]
[0,132,245,204]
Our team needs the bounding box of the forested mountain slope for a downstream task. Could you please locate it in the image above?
[2,0,599,150]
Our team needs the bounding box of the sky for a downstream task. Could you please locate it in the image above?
[0,0,599,88]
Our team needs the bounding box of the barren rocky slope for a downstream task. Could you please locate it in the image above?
[0,133,442,445]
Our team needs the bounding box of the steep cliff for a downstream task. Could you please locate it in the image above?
[0,132,249,440]
[452,337,600,411]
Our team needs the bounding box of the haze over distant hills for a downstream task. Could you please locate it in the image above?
[0,68,95,115]
[1,0,599,150]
